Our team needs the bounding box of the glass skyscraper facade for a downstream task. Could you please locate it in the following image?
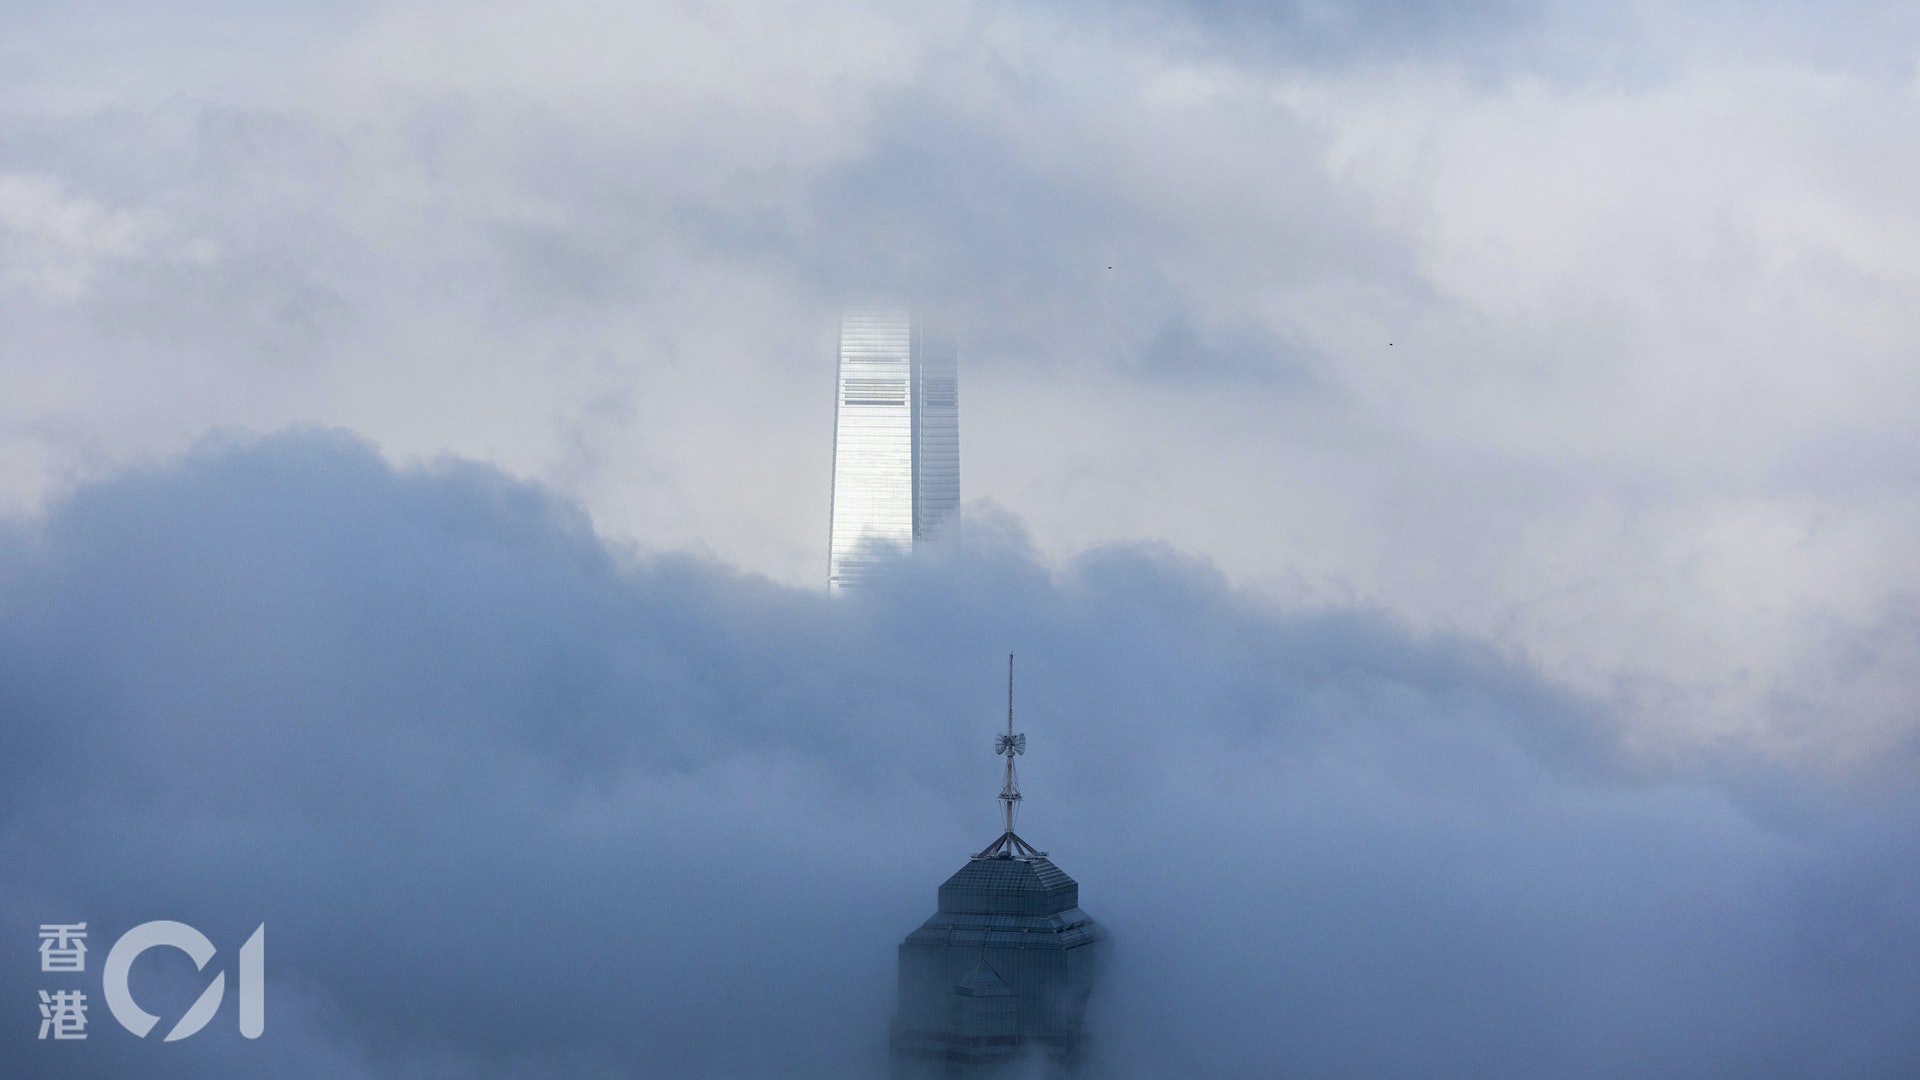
[828,309,958,592]
[890,850,1106,1078]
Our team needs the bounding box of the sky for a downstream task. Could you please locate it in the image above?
[3,2,1920,1077]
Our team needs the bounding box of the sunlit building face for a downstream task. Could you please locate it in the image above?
[828,309,958,592]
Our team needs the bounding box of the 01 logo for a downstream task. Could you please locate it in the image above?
[102,921,265,1041]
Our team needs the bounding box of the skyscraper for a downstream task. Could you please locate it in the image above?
[828,309,958,592]
[891,660,1107,1078]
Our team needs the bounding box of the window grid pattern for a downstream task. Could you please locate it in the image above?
[829,309,960,592]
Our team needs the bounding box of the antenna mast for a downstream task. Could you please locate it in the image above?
[1000,653,1020,834]
[979,653,1040,859]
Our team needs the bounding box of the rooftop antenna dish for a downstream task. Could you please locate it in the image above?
[977,653,1043,860]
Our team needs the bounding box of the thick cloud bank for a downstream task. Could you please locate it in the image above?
[3,430,1918,1078]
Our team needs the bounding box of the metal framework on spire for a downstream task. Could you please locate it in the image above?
[975,653,1045,860]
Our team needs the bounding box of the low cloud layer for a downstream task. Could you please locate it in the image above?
[3,432,1917,1078]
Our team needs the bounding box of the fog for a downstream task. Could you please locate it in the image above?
[3,431,1916,1077]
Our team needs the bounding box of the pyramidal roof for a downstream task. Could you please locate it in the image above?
[938,851,1080,916]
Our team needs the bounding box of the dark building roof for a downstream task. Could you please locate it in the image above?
[893,845,1107,1078]
[937,854,1080,917]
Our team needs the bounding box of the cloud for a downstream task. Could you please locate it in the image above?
[1,0,1918,795]
[0,172,153,300]
[2,431,1918,1077]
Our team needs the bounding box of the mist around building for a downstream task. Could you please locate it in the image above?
[6,2,1920,1074]
[4,428,1920,1078]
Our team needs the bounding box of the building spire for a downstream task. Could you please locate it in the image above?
[977,653,1043,860]
[999,653,1023,833]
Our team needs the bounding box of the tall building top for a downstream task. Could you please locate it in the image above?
[890,659,1106,1078]
[828,309,958,592]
